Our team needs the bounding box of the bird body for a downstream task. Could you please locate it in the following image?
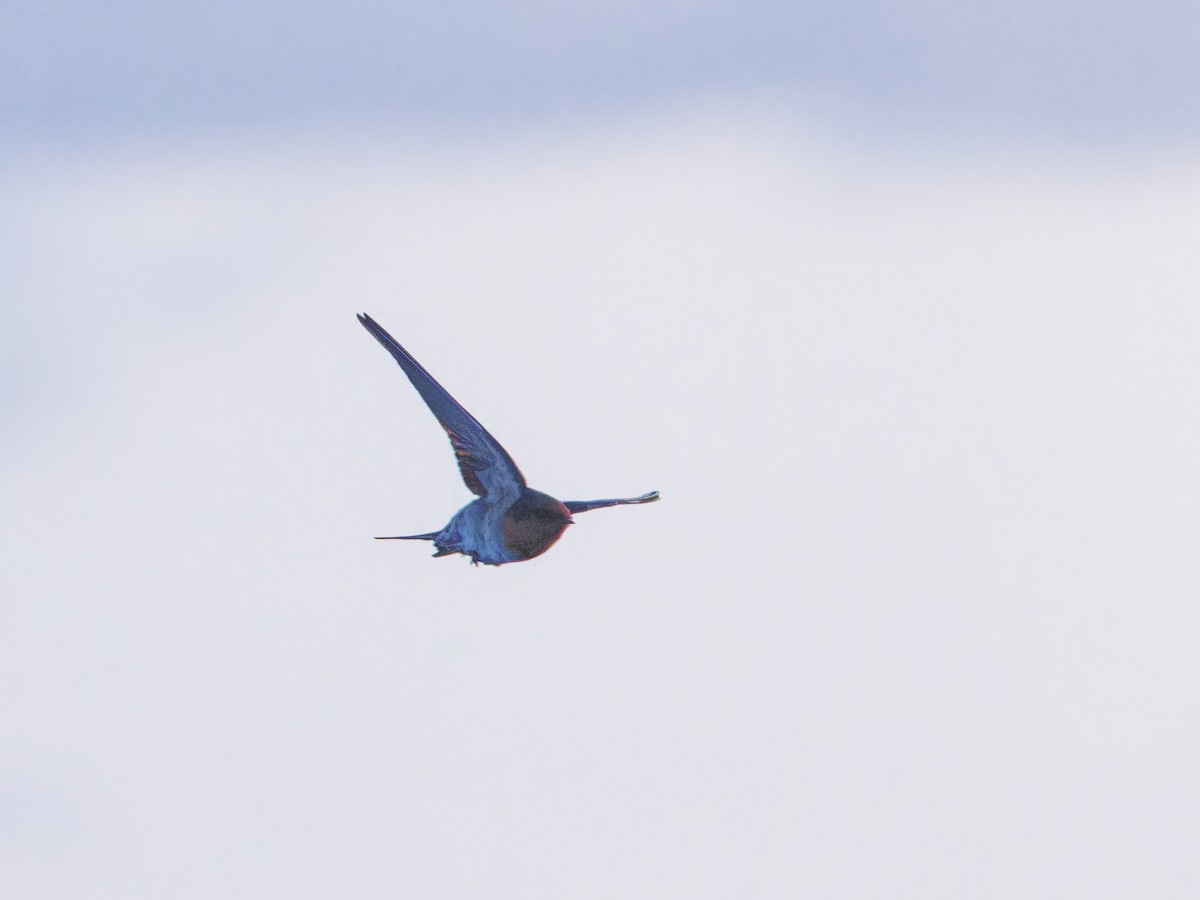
[358,314,658,565]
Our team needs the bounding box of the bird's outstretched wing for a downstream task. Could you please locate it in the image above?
[358,313,526,501]
[563,491,660,514]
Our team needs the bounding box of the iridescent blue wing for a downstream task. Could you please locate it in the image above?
[359,313,526,501]
[563,491,660,514]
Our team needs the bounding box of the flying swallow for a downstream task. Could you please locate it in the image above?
[358,313,659,565]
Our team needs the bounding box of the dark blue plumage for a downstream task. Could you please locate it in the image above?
[358,313,658,565]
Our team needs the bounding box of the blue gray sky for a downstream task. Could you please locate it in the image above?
[4,4,1200,899]
[6,0,1200,144]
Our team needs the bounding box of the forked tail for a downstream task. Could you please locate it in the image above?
[374,532,439,541]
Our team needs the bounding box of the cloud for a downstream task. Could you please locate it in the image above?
[3,112,1199,897]
[5,2,1200,143]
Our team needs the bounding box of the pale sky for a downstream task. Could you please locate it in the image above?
[4,4,1200,898]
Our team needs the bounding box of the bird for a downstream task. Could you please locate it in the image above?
[358,313,659,566]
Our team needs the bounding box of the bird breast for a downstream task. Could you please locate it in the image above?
[501,490,573,560]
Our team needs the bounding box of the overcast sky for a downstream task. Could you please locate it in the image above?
[6,0,1200,143]
[4,4,1200,899]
